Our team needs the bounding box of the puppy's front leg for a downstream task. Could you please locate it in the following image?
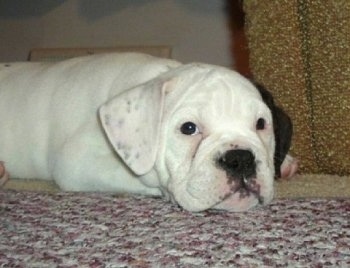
[280,155,298,179]
[0,161,9,187]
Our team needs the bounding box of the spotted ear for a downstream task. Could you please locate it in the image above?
[99,79,172,175]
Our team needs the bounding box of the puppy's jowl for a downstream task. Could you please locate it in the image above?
[0,53,297,211]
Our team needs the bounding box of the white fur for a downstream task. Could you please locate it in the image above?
[0,53,275,212]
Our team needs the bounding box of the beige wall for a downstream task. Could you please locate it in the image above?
[0,0,233,67]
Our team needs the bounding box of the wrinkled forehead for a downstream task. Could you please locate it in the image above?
[166,64,263,111]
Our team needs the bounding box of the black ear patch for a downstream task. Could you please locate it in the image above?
[254,83,293,178]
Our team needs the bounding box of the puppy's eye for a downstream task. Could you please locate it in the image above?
[180,122,199,135]
[256,118,266,130]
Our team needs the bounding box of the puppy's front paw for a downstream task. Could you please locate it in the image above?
[280,155,298,179]
[0,161,9,187]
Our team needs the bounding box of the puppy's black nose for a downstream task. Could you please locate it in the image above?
[218,149,256,180]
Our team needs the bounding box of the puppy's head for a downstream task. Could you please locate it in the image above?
[100,64,289,212]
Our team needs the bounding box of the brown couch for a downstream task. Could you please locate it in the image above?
[243,0,350,175]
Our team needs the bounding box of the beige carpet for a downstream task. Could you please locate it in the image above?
[3,174,350,199]
[274,174,350,198]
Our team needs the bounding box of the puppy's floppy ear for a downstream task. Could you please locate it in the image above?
[254,83,293,178]
[99,78,172,175]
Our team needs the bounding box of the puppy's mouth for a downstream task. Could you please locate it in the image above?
[222,177,264,205]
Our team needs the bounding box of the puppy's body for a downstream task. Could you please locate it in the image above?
[0,54,178,194]
[0,53,296,211]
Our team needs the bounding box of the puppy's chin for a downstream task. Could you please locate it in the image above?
[177,194,270,212]
[213,192,271,212]
[173,185,273,212]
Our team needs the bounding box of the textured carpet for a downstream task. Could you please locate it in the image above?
[1,190,350,267]
[1,174,350,267]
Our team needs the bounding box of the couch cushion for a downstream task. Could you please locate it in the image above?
[244,0,350,175]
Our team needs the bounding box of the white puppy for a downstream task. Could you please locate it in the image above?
[0,53,296,212]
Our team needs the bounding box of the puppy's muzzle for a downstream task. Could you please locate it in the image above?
[217,149,263,203]
[217,149,256,183]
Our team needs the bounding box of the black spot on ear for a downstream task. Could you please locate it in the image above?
[254,82,293,179]
[4,64,11,67]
